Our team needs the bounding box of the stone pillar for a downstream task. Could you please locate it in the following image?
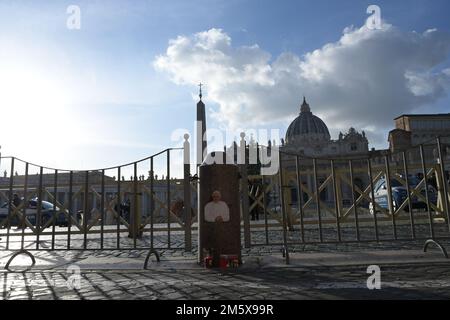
[198,153,241,267]
[184,134,192,252]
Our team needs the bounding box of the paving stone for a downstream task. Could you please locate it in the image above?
[1,224,450,300]
[32,295,57,300]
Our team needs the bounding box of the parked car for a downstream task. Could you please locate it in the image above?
[0,198,74,227]
[369,175,437,214]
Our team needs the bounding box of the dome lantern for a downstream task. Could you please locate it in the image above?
[300,96,311,113]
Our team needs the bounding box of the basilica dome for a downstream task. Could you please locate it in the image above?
[285,97,331,145]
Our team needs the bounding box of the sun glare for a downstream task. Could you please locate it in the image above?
[0,63,79,162]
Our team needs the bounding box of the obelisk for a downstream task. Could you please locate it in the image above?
[197,83,207,164]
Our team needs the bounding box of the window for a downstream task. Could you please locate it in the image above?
[350,143,357,151]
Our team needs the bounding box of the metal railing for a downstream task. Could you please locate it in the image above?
[0,144,195,266]
[243,136,450,262]
[0,134,449,268]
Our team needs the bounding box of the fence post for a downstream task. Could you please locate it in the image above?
[437,137,450,232]
[167,150,171,248]
[279,152,290,264]
[240,133,251,248]
[183,134,192,252]
[283,169,294,231]
[419,144,434,239]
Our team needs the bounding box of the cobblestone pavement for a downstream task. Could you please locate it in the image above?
[2,221,449,253]
[0,221,449,300]
[1,262,450,300]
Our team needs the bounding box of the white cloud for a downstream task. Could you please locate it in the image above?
[154,25,450,146]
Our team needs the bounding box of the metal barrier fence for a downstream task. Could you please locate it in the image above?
[0,144,196,269]
[0,135,449,268]
[242,137,450,262]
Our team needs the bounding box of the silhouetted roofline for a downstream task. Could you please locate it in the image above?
[394,113,450,120]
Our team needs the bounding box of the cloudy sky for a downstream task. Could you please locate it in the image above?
[0,0,450,176]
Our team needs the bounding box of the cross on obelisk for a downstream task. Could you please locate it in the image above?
[199,83,203,100]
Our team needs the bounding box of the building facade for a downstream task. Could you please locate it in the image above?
[282,97,369,158]
[389,113,450,153]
